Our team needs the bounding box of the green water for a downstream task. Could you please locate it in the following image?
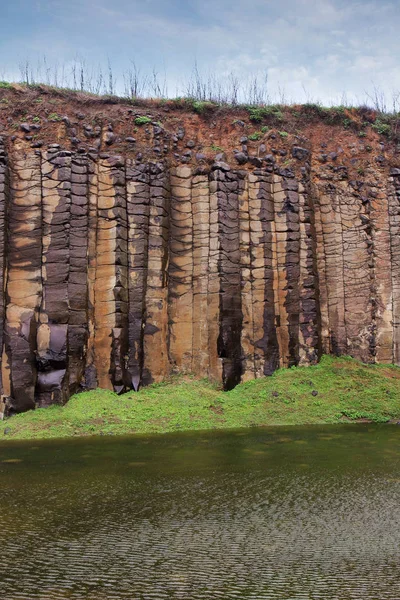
[0,425,400,599]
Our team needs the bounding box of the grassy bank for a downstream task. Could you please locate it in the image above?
[2,356,400,441]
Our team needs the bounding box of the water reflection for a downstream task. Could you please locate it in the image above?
[0,425,399,599]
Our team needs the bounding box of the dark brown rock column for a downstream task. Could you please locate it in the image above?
[168,166,193,373]
[109,157,129,393]
[389,169,400,364]
[94,156,128,392]
[0,138,9,398]
[5,149,42,412]
[126,161,150,390]
[192,172,211,377]
[298,169,320,364]
[142,162,170,384]
[369,178,393,363]
[36,149,71,406]
[208,172,222,381]
[282,171,301,367]
[212,163,243,390]
[68,153,89,393]
[256,169,280,375]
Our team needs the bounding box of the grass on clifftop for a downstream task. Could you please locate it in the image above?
[2,355,400,441]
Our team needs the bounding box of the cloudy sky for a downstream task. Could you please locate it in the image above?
[1,0,399,105]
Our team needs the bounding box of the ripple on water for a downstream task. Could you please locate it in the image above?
[0,425,400,599]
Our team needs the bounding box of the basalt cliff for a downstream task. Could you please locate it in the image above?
[0,86,399,413]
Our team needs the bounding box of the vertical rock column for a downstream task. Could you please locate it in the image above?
[85,154,99,388]
[36,149,71,406]
[314,186,347,355]
[298,172,320,364]
[68,153,89,393]
[208,170,222,382]
[238,171,254,380]
[389,169,400,364]
[338,182,372,362]
[0,138,8,398]
[168,166,193,373]
[213,164,243,390]
[271,173,291,366]
[369,179,393,363]
[94,157,118,390]
[126,161,150,390]
[282,172,301,366]
[245,170,279,379]
[258,169,280,375]
[110,157,129,393]
[94,156,128,392]
[142,163,170,384]
[5,150,42,412]
[192,172,211,376]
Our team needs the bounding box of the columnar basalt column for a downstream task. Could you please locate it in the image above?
[212,163,243,390]
[142,162,170,384]
[168,166,193,373]
[126,160,150,390]
[192,171,211,377]
[5,149,42,412]
[36,149,71,406]
[93,157,118,390]
[272,173,290,366]
[369,178,393,363]
[68,153,89,393]
[389,169,400,364]
[338,181,372,362]
[314,186,347,355]
[208,170,222,382]
[109,157,129,393]
[298,171,319,364]
[239,170,254,380]
[0,138,8,398]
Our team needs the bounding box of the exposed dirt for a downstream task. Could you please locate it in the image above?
[1,84,398,178]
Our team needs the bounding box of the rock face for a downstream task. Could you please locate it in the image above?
[0,94,400,413]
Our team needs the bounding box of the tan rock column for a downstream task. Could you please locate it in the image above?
[272,173,290,367]
[142,163,170,384]
[192,172,210,377]
[370,180,393,363]
[84,155,99,388]
[168,166,193,373]
[126,160,150,390]
[312,183,330,354]
[93,157,118,390]
[5,150,42,412]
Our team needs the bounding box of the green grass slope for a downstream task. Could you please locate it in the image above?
[2,356,400,441]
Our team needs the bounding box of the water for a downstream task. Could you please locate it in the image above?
[0,425,400,599]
